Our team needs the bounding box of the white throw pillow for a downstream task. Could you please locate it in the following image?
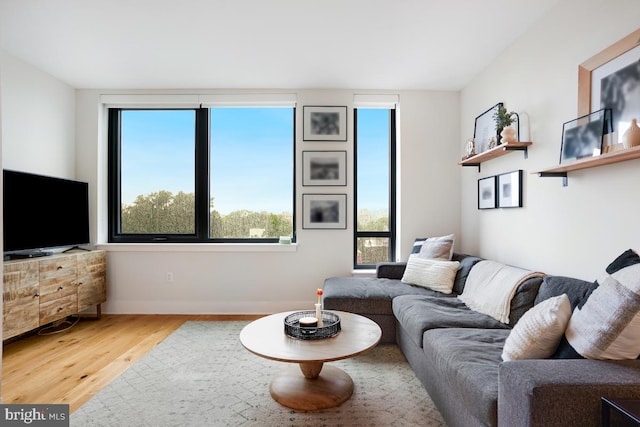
[501,294,571,361]
[401,257,460,294]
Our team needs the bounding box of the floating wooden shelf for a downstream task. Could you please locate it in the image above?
[536,145,640,186]
[459,142,532,172]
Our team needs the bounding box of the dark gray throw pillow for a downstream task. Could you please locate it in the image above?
[534,275,598,310]
[534,275,599,359]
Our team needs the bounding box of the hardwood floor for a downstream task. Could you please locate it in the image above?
[1,314,261,413]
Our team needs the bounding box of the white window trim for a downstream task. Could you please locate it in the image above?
[100,93,297,108]
[353,94,399,109]
[96,243,298,253]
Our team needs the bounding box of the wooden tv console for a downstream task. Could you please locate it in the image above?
[3,250,106,340]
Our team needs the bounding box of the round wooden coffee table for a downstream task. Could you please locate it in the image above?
[239,310,382,410]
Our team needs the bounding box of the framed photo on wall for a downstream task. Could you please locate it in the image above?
[497,170,523,208]
[478,176,496,210]
[302,151,347,186]
[302,194,347,229]
[579,28,640,146]
[303,106,348,141]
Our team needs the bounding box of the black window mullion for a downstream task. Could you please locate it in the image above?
[107,108,122,241]
[388,109,397,262]
[353,108,359,267]
[195,107,210,240]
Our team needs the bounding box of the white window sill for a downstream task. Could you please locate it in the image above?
[95,243,298,253]
[351,268,376,278]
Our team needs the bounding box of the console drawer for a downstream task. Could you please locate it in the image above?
[39,257,77,302]
[40,294,77,325]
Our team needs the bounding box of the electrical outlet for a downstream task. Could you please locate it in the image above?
[166,272,174,282]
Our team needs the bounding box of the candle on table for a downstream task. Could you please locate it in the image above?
[299,316,318,328]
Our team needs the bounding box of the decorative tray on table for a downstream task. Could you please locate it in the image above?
[284,310,341,340]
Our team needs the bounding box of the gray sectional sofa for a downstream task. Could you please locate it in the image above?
[322,253,640,427]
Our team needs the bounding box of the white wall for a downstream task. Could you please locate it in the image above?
[0,51,75,178]
[74,89,461,314]
[5,57,467,315]
[460,0,640,279]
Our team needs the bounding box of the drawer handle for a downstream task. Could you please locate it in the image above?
[58,286,64,291]
[57,265,63,270]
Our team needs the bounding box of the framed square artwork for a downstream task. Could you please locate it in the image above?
[302,151,347,186]
[302,194,347,229]
[303,106,348,141]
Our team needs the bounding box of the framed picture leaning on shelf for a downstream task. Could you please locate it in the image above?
[474,103,502,154]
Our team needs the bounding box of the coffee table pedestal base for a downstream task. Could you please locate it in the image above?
[270,364,354,410]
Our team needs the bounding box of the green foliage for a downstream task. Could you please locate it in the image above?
[493,104,516,130]
[121,190,195,234]
[356,209,391,265]
[121,192,389,241]
[121,191,293,238]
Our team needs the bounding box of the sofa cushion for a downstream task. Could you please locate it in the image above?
[393,295,508,348]
[423,328,509,426]
[410,234,455,260]
[401,258,460,294]
[322,276,455,315]
[502,294,571,361]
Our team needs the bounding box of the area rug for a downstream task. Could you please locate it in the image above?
[71,321,445,426]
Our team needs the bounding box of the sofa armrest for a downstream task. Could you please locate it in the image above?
[499,359,640,427]
[376,262,407,279]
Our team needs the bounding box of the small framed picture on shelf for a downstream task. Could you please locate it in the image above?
[560,108,611,164]
[302,194,347,229]
[478,176,496,210]
[474,103,502,154]
[302,151,347,186]
[303,106,348,141]
[497,170,523,208]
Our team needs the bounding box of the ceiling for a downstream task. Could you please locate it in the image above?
[0,0,560,90]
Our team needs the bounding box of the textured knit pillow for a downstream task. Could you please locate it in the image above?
[401,257,460,294]
[410,234,455,260]
[564,249,640,360]
[501,294,571,361]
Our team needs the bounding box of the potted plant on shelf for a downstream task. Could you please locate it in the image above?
[493,104,518,144]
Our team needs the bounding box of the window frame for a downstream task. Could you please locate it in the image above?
[107,106,296,244]
[353,108,397,269]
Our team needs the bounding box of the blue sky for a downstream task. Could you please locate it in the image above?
[121,108,389,215]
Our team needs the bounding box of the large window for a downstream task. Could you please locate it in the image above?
[108,106,295,243]
[354,108,396,268]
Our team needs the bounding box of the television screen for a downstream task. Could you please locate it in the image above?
[3,170,90,255]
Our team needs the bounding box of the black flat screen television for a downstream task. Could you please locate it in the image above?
[3,169,90,257]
